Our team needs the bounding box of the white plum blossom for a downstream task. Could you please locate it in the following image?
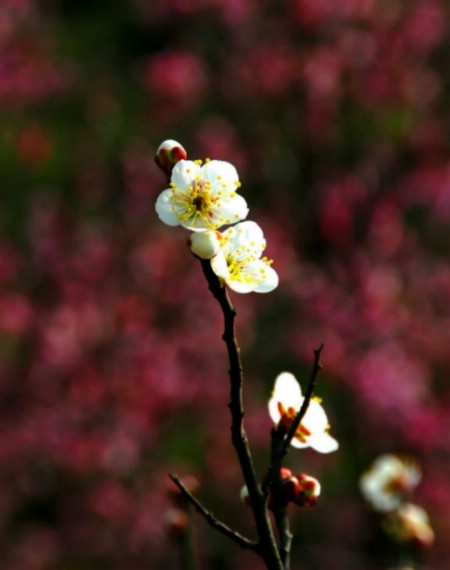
[207,221,279,293]
[359,454,421,513]
[155,158,248,232]
[268,372,339,453]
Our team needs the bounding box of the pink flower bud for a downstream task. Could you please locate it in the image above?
[294,473,321,507]
[155,139,187,178]
[279,467,293,479]
[279,468,300,503]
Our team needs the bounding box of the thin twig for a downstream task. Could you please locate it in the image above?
[262,345,324,496]
[199,259,283,570]
[169,473,258,552]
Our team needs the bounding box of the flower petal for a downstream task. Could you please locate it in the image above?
[252,262,279,293]
[225,278,258,294]
[211,195,249,227]
[210,252,229,281]
[155,189,180,226]
[171,160,201,192]
[273,372,302,408]
[309,433,339,453]
[202,160,239,192]
[226,221,265,260]
[302,398,329,433]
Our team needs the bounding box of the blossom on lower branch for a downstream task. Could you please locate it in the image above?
[189,221,279,293]
[268,372,338,453]
[155,158,249,232]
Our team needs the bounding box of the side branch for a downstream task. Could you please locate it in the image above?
[262,345,324,496]
[169,473,258,552]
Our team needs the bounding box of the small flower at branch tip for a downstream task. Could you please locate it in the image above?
[268,372,339,453]
[155,139,188,178]
[209,221,279,293]
[359,454,421,513]
[155,157,249,232]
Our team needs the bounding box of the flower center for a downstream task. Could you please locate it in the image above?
[193,193,206,211]
[277,402,311,443]
[171,178,218,227]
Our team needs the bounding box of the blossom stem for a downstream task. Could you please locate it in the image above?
[199,259,283,570]
[262,345,324,496]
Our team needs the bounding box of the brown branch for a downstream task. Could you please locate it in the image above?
[199,259,283,570]
[262,345,324,496]
[169,473,258,552]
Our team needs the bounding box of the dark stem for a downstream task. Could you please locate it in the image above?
[273,505,293,570]
[199,259,283,570]
[262,345,324,496]
[169,473,258,552]
[269,430,293,569]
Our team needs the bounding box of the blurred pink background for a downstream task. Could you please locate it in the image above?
[0,0,449,568]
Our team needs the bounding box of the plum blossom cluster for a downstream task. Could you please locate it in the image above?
[155,139,278,294]
[360,454,434,548]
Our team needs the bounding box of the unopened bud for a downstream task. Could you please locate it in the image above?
[279,467,300,503]
[155,139,187,178]
[240,485,251,507]
[189,231,222,259]
[279,467,293,479]
[294,474,321,507]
